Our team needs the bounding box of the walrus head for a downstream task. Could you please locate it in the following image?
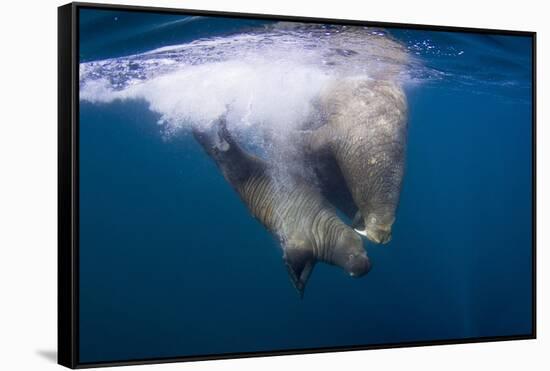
[331,228,371,277]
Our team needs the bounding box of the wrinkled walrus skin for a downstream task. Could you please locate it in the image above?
[305,78,408,244]
[193,118,371,297]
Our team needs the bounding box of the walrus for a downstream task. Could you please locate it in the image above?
[193,117,371,296]
[302,78,408,244]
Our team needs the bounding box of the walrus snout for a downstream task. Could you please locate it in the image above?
[365,225,392,244]
[355,214,395,244]
[332,231,371,277]
[347,251,371,277]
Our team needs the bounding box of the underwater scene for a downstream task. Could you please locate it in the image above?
[78,7,533,364]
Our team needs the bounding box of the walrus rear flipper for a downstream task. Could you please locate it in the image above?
[191,117,232,159]
[193,117,260,184]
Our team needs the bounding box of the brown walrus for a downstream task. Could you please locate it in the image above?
[302,78,408,244]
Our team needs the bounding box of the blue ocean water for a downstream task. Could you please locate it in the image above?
[78,8,533,364]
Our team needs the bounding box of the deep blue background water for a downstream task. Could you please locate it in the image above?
[78,8,533,364]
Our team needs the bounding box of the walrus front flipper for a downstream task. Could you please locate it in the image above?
[283,239,315,298]
[287,262,314,298]
[311,151,358,222]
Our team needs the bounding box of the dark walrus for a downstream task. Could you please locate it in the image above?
[193,118,371,296]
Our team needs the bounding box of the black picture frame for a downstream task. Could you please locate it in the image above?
[58,2,537,368]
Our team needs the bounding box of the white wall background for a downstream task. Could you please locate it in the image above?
[0,0,546,369]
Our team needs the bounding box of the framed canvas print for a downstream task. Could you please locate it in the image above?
[58,2,536,368]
